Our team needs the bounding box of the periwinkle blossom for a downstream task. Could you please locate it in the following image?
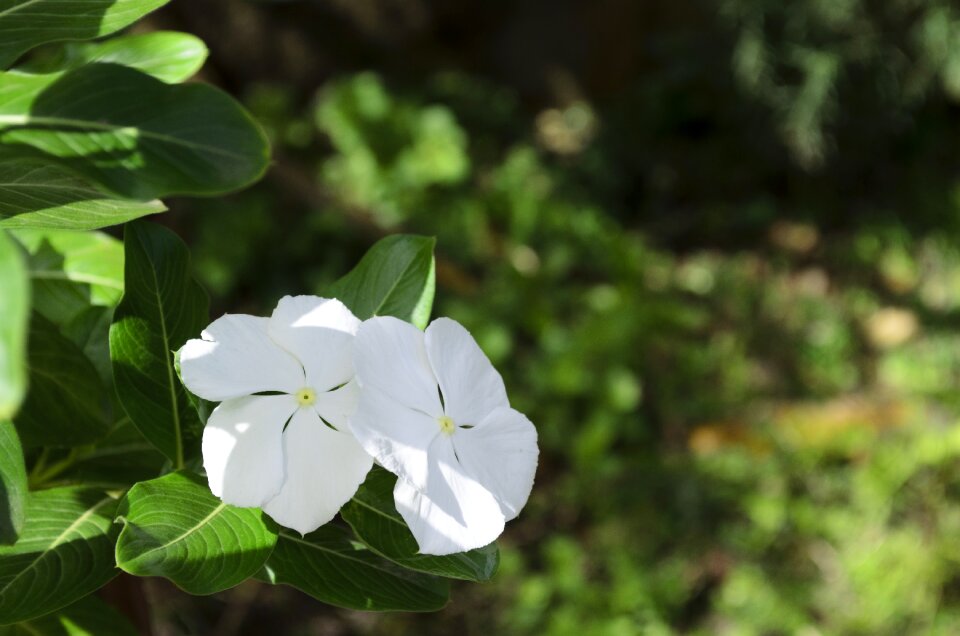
[350,316,539,555]
[179,295,372,535]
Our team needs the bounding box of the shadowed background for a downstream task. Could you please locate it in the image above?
[116,0,960,633]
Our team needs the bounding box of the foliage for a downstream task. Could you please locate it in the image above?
[5,0,960,632]
[0,3,498,629]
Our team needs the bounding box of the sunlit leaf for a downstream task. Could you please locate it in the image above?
[325,234,436,329]
[0,0,170,68]
[13,228,124,326]
[30,31,208,83]
[115,471,278,595]
[0,162,164,231]
[0,231,28,420]
[0,64,270,198]
[0,488,118,625]
[0,421,25,545]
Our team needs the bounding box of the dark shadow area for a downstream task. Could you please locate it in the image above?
[1,0,126,68]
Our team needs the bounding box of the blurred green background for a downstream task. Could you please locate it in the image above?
[132,0,960,633]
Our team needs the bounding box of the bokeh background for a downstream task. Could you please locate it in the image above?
[129,0,960,633]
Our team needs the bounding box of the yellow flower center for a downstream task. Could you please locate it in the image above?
[438,415,456,435]
[296,388,317,406]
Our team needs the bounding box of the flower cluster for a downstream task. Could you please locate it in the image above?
[179,295,539,555]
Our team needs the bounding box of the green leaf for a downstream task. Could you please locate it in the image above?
[2,594,138,636]
[115,471,278,595]
[0,488,119,625]
[325,234,436,329]
[342,467,499,581]
[0,421,26,545]
[110,221,208,466]
[0,161,165,230]
[56,418,166,490]
[13,228,124,325]
[0,64,270,199]
[0,231,28,420]
[33,31,208,83]
[261,524,449,612]
[0,0,170,69]
[61,306,114,385]
[14,313,110,447]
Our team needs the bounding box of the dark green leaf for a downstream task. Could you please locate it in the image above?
[13,228,123,326]
[115,471,278,595]
[0,488,118,625]
[0,421,26,545]
[0,64,270,198]
[1,594,138,636]
[342,467,499,581]
[15,313,110,447]
[261,524,449,612]
[61,306,114,385]
[0,231,28,419]
[0,162,165,230]
[0,0,170,69]
[56,418,166,490]
[325,234,436,329]
[110,221,208,467]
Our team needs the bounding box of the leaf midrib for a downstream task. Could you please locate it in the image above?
[0,114,250,161]
[0,495,113,598]
[370,245,427,318]
[0,0,43,20]
[138,229,184,468]
[347,498,481,576]
[120,501,227,565]
[279,531,409,576]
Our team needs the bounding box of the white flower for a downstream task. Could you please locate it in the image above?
[179,295,373,535]
[350,316,539,555]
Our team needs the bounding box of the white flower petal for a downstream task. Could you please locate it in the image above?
[262,407,373,535]
[202,394,296,508]
[452,406,539,520]
[268,296,360,392]
[393,439,505,555]
[313,379,359,431]
[349,386,439,491]
[354,316,442,417]
[425,318,508,425]
[180,314,305,401]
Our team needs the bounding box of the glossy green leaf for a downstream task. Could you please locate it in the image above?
[2,594,138,636]
[261,525,449,612]
[36,31,208,83]
[0,231,28,420]
[115,471,278,595]
[0,420,25,545]
[342,467,499,581]
[325,234,436,329]
[14,313,109,447]
[0,162,164,230]
[13,229,123,325]
[0,488,119,625]
[110,221,208,466]
[0,64,270,199]
[0,0,170,69]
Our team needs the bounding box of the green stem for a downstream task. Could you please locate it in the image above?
[28,448,82,488]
